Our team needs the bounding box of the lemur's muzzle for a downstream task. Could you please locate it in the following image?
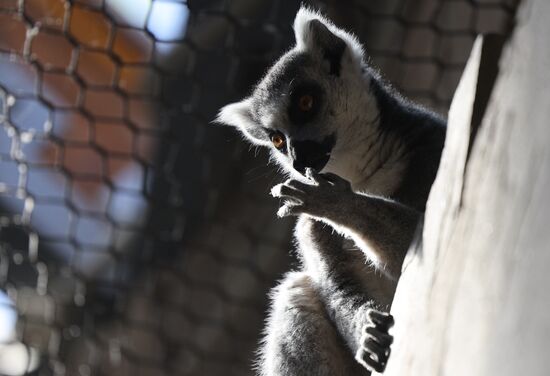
[290,134,336,174]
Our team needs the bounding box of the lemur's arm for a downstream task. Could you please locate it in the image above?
[271,169,420,279]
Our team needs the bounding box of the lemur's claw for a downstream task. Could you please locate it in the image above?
[356,309,394,373]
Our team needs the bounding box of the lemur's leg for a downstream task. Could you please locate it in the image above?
[258,271,367,376]
[272,169,421,279]
[294,217,395,373]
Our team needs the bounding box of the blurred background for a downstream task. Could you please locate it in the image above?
[0,0,518,375]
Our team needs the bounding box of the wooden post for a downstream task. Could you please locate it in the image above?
[382,0,550,375]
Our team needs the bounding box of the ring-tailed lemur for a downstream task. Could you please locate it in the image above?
[217,7,446,375]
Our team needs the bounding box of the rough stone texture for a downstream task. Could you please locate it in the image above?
[382,1,550,375]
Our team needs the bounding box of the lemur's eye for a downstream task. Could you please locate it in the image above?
[288,82,322,125]
[270,132,286,150]
[298,94,314,112]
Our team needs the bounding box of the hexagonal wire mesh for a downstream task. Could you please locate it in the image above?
[0,0,518,375]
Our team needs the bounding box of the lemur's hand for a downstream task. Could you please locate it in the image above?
[271,168,354,218]
[356,309,394,373]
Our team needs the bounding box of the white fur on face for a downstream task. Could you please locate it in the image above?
[217,99,271,146]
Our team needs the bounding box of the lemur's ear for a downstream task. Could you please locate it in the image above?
[293,8,347,76]
[215,99,270,145]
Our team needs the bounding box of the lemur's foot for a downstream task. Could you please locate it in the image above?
[355,309,394,373]
[270,168,353,218]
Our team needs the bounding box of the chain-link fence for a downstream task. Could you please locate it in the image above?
[0,1,518,375]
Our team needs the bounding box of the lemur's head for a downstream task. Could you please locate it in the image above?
[217,7,376,179]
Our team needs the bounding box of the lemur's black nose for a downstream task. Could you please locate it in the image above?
[290,134,336,175]
[292,160,307,174]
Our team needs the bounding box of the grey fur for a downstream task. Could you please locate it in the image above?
[217,7,445,375]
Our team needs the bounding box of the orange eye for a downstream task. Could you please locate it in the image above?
[271,133,285,149]
[298,94,314,112]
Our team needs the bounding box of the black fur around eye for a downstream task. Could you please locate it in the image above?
[298,94,314,112]
[288,82,322,125]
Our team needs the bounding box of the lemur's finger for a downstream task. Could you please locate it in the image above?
[367,309,395,329]
[355,348,386,373]
[276,203,305,218]
[362,337,391,362]
[363,325,394,347]
[320,172,351,189]
[271,184,306,202]
[283,179,315,193]
[305,168,326,186]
